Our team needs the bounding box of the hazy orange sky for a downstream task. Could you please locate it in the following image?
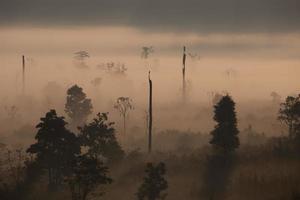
[0,0,300,138]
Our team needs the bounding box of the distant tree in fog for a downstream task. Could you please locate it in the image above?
[114,97,134,137]
[224,68,237,79]
[270,91,281,105]
[141,46,154,59]
[27,110,80,189]
[97,62,127,76]
[78,113,124,163]
[74,51,90,69]
[136,162,168,200]
[278,94,300,138]
[210,95,239,153]
[67,155,112,200]
[65,85,93,128]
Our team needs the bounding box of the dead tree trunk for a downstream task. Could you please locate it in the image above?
[182,46,186,103]
[148,71,152,153]
[22,55,25,94]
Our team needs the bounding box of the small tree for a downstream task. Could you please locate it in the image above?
[74,51,90,69]
[27,110,80,189]
[114,97,133,136]
[65,85,93,128]
[278,95,300,138]
[141,47,154,59]
[78,113,124,163]
[67,155,112,200]
[136,162,168,200]
[210,95,239,153]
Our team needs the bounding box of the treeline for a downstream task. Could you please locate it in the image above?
[1,85,300,199]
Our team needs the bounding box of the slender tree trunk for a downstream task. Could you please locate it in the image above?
[182,46,186,103]
[148,71,152,153]
[22,55,25,94]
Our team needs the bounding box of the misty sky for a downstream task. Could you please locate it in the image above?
[0,0,299,102]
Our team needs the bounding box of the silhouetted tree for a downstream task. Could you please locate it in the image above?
[78,113,124,163]
[136,162,168,200]
[114,97,133,136]
[65,85,93,128]
[210,95,239,153]
[278,95,300,138]
[67,155,112,200]
[27,110,80,189]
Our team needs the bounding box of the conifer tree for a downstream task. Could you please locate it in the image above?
[210,95,239,153]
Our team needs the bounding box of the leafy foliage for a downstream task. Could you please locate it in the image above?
[78,113,124,163]
[210,95,239,153]
[137,162,168,200]
[27,110,80,188]
[67,155,112,200]
[278,94,300,138]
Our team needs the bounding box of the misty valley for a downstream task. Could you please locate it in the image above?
[1,1,300,198]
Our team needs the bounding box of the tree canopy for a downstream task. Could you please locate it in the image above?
[65,85,93,128]
[67,155,112,200]
[78,113,124,163]
[278,94,300,138]
[210,95,239,153]
[137,162,168,200]
[27,109,80,188]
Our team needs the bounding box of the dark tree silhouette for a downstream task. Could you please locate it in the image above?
[65,85,93,128]
[278,95,300,138]
[78,113,124,163]
[136,162,168,200]
[210,95,239,153]
[27,110,80,189]
[67,155,112,200]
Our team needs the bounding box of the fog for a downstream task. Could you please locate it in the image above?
[0,26,299,148]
